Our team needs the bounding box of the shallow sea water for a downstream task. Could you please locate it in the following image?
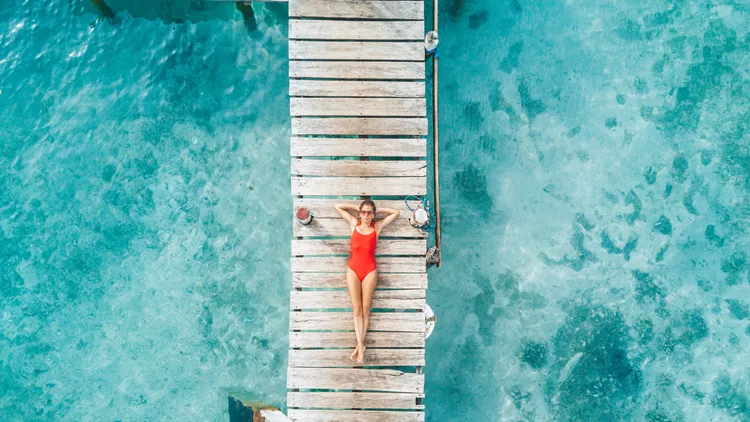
[1,0,749,421]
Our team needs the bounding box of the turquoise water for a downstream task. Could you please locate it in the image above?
[1,0,749,421]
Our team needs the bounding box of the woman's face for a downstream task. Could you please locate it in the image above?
[359,206,375,223]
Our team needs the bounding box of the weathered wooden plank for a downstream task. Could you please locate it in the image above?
[293,118,428,136]
[289,349,425,367]
[293,272,428,289]
[290,289,425,310]
[294,218,427,238]
[291,257,426,274]
[290,312,424,332]
[290,331,425,348]
[291,176,427,196]
[289,20,424,41]
[290,41,423,61]
[293,198,424,218]
[288,409,425,422]
[290,80,424,97]
[292,239,426,255]
[289,0,424,20]
[291,159,426,177]
[288,392,424,410]
[290,98,426,117]
[289,61,424,80]
[291,137,426,158]
[287,368,424,393]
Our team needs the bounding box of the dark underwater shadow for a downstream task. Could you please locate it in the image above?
[77,0,289,34]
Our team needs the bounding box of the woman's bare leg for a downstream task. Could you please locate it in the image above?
[358,270,378,363]
[345,268,364,361]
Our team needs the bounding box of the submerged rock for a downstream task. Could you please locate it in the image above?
[653,215,673,236]
[633,270,665,303]
[710,375,750,419]
[660,309,709,352]
[548,303,641,421]
[453,164,494,210]
[705,225,725,247]
[726,300,750,320]
[468,10,489,29]
[519,339,548,369]
[541,224,598,272]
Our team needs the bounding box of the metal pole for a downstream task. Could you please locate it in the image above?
[432,0,442,267]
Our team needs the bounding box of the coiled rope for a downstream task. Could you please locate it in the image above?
[404,195,437,233]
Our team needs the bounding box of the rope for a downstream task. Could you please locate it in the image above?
[404,195,437,233]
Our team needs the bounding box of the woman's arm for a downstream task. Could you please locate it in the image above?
[334,203,358,226]
[374,207,400,234]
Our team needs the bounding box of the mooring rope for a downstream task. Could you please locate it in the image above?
[404,195,437,233]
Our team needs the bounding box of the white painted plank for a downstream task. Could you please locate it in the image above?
[289,61,424,80]
[291,176,427,196]
[289,0,424,20]
[292,239,426,255]
[293,272,428,289]
[287,368,424,393]
[290,289,425,310]
[293,198,424,218]
[289,312,424,332]
[291,159,426,177]
[290,98,426,117]
[290,331,425,348]
[289,349,425,367]
[294,218,427,238]
[291,137,426,158]
[292,118,428,136]
[289,20,424,40]
[287,392,424,410]
[290,80,424,97]
[291,257,426,273]
[288,409,425,422]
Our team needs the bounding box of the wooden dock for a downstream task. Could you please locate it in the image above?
[287,0,429,420]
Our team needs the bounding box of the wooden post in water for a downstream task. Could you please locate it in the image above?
[90,0,115,18]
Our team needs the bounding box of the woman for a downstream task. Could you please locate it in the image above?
[334,200,400,362]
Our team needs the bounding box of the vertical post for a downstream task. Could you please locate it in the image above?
[431,0,442,267]
[90,0,115,18]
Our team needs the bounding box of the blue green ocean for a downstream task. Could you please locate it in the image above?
[1,0,749,420]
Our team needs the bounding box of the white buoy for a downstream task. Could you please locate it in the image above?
[424,31,439,52]
[425,303,436,339]
[409,206,429,228]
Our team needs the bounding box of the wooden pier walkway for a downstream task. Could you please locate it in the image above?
[287,0,429,420]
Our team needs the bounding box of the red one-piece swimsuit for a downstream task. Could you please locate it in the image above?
[348,220,377,281]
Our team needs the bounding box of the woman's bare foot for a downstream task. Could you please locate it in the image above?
[356,344,366,363]
[350,344,359,362]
